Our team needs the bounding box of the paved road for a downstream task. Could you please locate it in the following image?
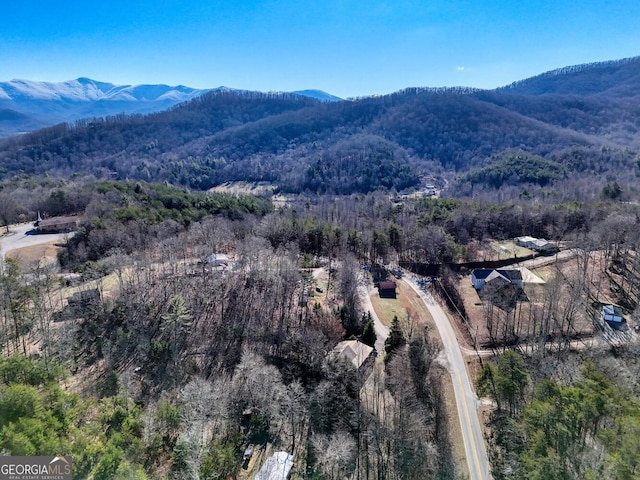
[403,276,492,480]
[0,223,73,260]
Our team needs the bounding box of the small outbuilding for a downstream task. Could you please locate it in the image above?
[378,280,397,298]
[603,304,624,324]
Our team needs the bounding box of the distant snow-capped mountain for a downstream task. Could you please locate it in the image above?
[0,78,210,137]
[0,77,205,103]
[0,78,342,137]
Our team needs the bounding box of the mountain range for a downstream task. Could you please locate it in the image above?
[0,78,341,137]
[1,56,640,201]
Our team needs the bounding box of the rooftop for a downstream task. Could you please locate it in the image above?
[38,216,78,226]
[333,340,374,369]
[254,452,294,480]
[472,268,522,281]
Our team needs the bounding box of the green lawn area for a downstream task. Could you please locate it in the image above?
[370,294,407,327]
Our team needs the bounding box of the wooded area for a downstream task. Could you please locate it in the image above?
[0,177,638,478]
[0,180,461,479]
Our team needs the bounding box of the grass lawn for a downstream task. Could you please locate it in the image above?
[369,294,406,327]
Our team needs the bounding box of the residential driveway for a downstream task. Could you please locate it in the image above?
[403,275,492,480]
[359,283,390,354]
[0,223,74,259]
[519,249,579,269]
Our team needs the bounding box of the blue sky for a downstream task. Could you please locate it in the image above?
[2,0,640,98]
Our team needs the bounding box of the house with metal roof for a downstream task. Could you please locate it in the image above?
[471,269,523,290]
[516,236,558,253]
[34,216,78,233]
[254,451,294,480]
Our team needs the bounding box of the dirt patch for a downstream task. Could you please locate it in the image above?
[306,267,333,310]
[6,242,62,265]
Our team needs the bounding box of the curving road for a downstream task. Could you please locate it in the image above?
[403,276,492,480]
[0,223,73,260]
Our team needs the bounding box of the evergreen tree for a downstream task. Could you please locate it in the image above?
[384,315,405,360]
[361,312,377,347]
[496,350,528,415]
[161,295,192,367]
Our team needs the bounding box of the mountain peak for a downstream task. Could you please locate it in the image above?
[292,89,342,102]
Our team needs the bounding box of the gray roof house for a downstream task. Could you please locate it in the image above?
[333,340,375,369]
[201,253,232,272]
[471,269,523,290]
[516,236,558,253]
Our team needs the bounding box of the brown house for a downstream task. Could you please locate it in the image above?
[35,216,78,233]
[378,280,397,298]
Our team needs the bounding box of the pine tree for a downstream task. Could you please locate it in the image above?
[361,312,377,347]
[384,315,405,359]
[161,295,192,367]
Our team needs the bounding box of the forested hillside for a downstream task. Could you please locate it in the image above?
[499,56,640,96]
[0,179,462,479]
[478,350,640,480]
[1,57,640,200]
